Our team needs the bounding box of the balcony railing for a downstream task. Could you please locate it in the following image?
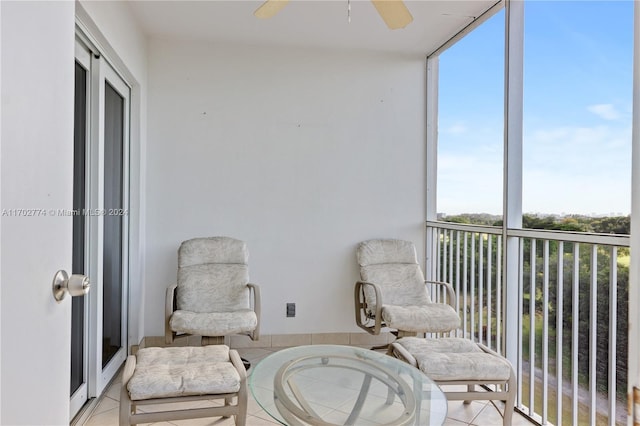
[426,221,629,426]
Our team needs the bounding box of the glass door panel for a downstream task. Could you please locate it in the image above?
[70,40,92,420]
[102,81,124,368]
[71,60,88,393]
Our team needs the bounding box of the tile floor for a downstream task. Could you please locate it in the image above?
[81,347,534,426]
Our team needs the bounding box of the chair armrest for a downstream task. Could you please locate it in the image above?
[120,355,136,402]
[425,280,457,309]
[229,349,247,381]
[389,342,418,368]
[476,342,516,378]
[120,355,137,425]
[354,280,383,335]
[247,283,261,341]
[165,284,177,345]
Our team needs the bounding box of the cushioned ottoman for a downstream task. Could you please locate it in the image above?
[120,345,247,426]
[390,337,516,426]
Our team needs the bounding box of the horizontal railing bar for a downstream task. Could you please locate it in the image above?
[507,228,629,246]
[427,221,630,246]
[427,221,503,234]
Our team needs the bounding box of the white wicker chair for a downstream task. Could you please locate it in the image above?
[165,237,261,346]
[354,239,460,339]
[355,239,516,425]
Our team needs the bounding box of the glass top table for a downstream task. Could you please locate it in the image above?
[249,345,447,426]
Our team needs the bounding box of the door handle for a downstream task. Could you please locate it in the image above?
[52,270,90,302]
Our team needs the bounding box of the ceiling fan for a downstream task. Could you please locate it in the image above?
[254,0,414,30]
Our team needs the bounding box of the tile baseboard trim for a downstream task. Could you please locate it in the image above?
[137,332,395,349]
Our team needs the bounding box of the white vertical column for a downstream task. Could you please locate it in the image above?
[542,240,550,423]
[589,245,598,425]
[497,236,503,352]
[572,244,580,426]
[556,241,564,426]
[463,233,469,337]
[0,0,3,418]
[425,55,439,281]
[471,234,477,341]
[503,0,525,367]
[455,230,461,336]
[609,246,618,426]
[628,2,640,425]
[528,239,536,414]
[487,235,493,350]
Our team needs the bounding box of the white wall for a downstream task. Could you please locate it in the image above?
[78,1,147,80]
[1,1,75,423]
[78,0,148,346]
[145,39,427,336]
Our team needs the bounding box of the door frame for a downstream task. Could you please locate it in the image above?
[70,38,93,420]
[93,52,131,394]
[74,28,132,404]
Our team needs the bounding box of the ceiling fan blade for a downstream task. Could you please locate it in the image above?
[370,0,414,30]
[254,0,290,19]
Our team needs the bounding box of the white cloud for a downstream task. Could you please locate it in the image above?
[587,103,620,121]
[524,124,631,171]
[442,123,467,135]
[438,122,632,215]
[522,124,631,214]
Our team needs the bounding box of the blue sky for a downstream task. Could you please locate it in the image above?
[437,1,634,217]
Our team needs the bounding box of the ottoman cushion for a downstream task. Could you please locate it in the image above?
[395,337,512,381]
[127,345,241,400]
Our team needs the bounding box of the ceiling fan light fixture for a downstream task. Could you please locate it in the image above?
[253,0,414,30]
[371,0,414,30]
[254,0,290,19]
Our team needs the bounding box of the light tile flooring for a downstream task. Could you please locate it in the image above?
[81,347,534,426]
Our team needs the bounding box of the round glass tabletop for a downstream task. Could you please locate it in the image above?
[249,345,447,426]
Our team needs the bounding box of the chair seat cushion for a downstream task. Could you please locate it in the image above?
[170,309,257,336]
[395,337,512,381]
[127,346,241,400]
[381,303,460,333]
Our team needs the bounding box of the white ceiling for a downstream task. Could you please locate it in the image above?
[127,0,501,55]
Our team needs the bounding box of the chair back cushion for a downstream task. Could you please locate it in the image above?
[357,239,431,307]
[177,237,250,313]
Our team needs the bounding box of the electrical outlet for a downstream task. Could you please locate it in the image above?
[286,303,296,317]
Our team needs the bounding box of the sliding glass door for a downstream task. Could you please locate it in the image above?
[70,41,91,420]
[71,35,130,419]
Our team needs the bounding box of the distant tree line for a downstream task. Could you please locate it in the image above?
[439,213,630,235]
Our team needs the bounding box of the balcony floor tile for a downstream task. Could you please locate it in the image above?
[81,345,534,426]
